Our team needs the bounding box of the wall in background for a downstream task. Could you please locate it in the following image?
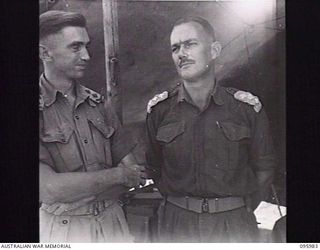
[39,0,285,202]
[40,0,106,93]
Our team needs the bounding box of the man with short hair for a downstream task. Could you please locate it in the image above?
[39,10,146,242]
[146,17,275,242]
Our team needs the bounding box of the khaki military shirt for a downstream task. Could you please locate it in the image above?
[39,74,135,173]
[146,83,275,198]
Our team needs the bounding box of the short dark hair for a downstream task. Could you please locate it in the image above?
[40,10,86,41]
[173,16,216,42]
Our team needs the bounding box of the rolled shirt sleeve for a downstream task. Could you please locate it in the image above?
[246,107,276,208]
[249,108,276,187]
[101,102,138,166]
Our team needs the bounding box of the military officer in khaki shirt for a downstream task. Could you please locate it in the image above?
[39,10,146,242]
[146,17,275,242]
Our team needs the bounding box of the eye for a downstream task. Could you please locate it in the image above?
[172,46,178,53]
[185,42,197,49]
[71,45,81,52]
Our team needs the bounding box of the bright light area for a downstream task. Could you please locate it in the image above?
[226,0,276,25]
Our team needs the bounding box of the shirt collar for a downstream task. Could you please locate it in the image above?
[39,74,99,107]
[177,83,192,103]
[176,79,225,106]
[39,74,61,107]
[211,82,225,105]
[75,83,93,106]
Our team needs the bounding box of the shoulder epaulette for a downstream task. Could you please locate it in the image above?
[39,95,44,111]
[147,82,181,113]
[226,87,262,113]
[84,87,104,103]
[147,91,169,113]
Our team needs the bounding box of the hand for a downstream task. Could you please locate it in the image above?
[118,163,147,188]
[245,193,262,212]
[96,185,129,200]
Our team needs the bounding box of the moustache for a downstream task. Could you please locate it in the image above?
[178,59,195,68]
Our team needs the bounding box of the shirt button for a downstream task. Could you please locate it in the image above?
[75,115,79,120]
[62,219,69,224]
[84,139,88,144]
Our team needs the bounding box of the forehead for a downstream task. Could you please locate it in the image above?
[170,22,208,45]
[47,26,90,46]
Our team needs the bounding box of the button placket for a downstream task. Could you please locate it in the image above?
[71,107,90,169]
[73,110,89,146]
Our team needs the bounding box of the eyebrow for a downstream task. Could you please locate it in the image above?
[68,40,91,47]
[171,38,198,48]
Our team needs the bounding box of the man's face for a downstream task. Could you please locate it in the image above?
[170,22,214,81]
[45,26,90,80]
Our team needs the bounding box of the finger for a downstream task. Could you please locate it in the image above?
[131,180,141,188]
[140,172,148,179]
[133,165,145,172]
[139,179,147,186]
[139,166,146,172]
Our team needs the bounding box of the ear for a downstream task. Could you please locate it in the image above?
[39,44,52,62]
[210,41,222,60]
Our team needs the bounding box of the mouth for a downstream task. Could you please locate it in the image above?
[179,61,194,68]
[76,64,87,70]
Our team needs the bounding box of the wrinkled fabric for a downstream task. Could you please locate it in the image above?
[39,74,136,173]
[40,202,133,243]
[39,74,136,242]
[146,82,275,242]
[146,83,275,197]
[157,202,259,243]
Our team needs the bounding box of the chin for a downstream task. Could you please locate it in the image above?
[180,73,201,81]
[71,72,85,79]
[180,68,210,82]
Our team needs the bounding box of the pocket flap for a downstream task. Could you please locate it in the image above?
[88,118,115,138]
[156,121,185,143]
[219,121,251,141]
[40,125,73,144]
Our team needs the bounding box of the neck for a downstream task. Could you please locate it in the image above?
[183,69,216,95]
[182,70,216,110]
[44,68,75,95]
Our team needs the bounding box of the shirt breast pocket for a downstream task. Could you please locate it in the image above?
[219,121,251,169]
[156,121,185,166]
[88,118,115,139]
[40,125,83,172]
[41,125,73,144]
[88,117,115,168]
[156,121,185,144]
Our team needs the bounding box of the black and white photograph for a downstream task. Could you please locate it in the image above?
[38,0,286,243]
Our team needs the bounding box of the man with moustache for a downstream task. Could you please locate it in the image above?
[146,17,275,242]
[39,10,146,242]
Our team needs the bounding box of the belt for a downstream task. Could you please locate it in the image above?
[166,196,245,214]
[41,200,116,216]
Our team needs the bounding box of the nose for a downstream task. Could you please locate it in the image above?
[177,46,188,59]
[81,47,90,61]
